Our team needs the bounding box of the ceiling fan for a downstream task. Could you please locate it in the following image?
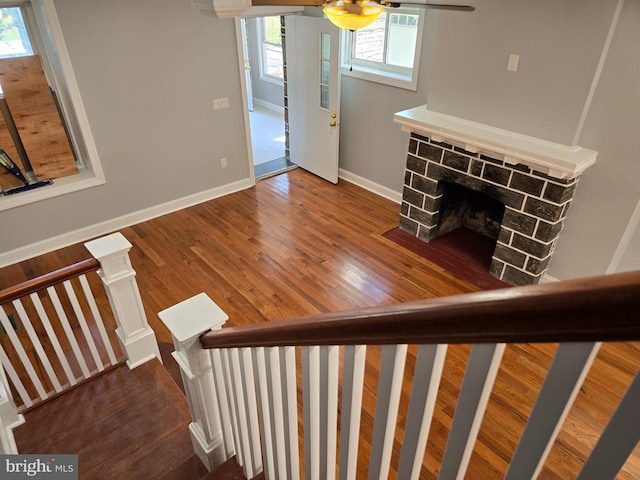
[251,0,474,30]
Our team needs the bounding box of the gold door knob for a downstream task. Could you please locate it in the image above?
[330,112,337,127]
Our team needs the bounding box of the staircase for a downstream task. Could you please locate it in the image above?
[160,269,640,480]
[12,355,260,479]
[2,232,639,479]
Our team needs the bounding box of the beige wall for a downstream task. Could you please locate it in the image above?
[1,0,249,254]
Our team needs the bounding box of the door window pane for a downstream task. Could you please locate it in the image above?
[320,33,330,110]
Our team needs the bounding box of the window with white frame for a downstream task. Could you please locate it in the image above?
[342,7,424,90]
[0,0,104,210]
[258,16,284,82]
[0,6,33,60]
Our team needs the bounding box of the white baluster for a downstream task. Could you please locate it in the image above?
[397,344,448,480]
[62,280,104,372]
[210,349,235,459]
[47,286,91,379]
[253,347,276,479]
[30,293,77,385]
[84,232,161,369]
[0,345,32,409]
[368,344,408,480]
[325,345,339,480]
[12,299,62,392]
[79,274,118,365]
[0,359,25,454]
[159,292,230,471]
[506,342,600,479]
[339,345,366,480]
[283,346,300,479]
[439,343,506,480]
[0,306,48,400]
[577,369,640,480]
[267,346,288,479]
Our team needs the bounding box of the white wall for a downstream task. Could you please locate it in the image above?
[0,0,249,256]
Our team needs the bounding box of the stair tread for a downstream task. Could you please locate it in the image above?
[157,454,209,480]
[14,359,195,479]
[200,456,266,480]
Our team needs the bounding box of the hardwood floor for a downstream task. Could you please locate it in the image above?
[2,169,638,479]
[13,360,202,479]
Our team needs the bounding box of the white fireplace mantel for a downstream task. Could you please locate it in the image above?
[394,105,597,179]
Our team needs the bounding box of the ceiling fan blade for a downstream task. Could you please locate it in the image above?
[250,0,474,11]
[251,0,327,7]
[380,2,475,11]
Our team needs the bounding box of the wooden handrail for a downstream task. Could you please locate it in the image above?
[200,270,640,348]
[0,258,100,305]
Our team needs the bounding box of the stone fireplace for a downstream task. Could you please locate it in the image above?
[394,106,597,286]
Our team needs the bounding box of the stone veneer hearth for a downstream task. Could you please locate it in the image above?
[394,106,597,286]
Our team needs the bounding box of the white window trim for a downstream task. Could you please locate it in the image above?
[0,0,105,211]
[257,16,284,85]
[340,8,425,91]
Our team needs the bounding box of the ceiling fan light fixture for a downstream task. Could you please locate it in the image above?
[323,2,384,31]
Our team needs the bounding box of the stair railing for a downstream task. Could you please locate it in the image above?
[0,232,161,454]
[161,270,640,479]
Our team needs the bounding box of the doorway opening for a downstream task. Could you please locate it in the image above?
[242,16,296,180]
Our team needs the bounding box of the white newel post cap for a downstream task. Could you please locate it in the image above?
[84,231,132,258]
[159,293,229,341]
[84,232,133,280]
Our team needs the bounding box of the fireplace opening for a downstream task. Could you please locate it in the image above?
[436,182,506,241]
[428,182,506,272]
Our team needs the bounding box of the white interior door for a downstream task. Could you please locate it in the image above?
[286,16,341,184]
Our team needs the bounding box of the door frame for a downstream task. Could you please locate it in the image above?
[235,9,301,186]
[235,17,257,186]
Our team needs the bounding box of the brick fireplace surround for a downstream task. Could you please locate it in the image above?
[394,106,597,286]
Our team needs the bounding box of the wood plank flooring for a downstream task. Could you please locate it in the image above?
[2,169,639,479]
[13,360,200,479]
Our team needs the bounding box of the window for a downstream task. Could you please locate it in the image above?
[258,16,284,82]
[0,6,33,59]
[0,0,104,210]
[341,7,424,90]
[0,5,77,191]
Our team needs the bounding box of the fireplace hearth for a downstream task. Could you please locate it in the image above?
[394,106,597,286]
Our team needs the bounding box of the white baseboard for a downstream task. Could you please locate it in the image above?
[0,178,253,268]
[252,98,284,115]
[338,168,402,204]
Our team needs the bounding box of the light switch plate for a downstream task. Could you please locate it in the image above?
[213,98,229,110]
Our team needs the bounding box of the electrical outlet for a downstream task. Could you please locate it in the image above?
[213,97,230,110]
[220,158,228,168]
[507,54,520,72]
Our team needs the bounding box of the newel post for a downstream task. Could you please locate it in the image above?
[84,232,161,369]
[0,365,24,454]
[159,293,231,471]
